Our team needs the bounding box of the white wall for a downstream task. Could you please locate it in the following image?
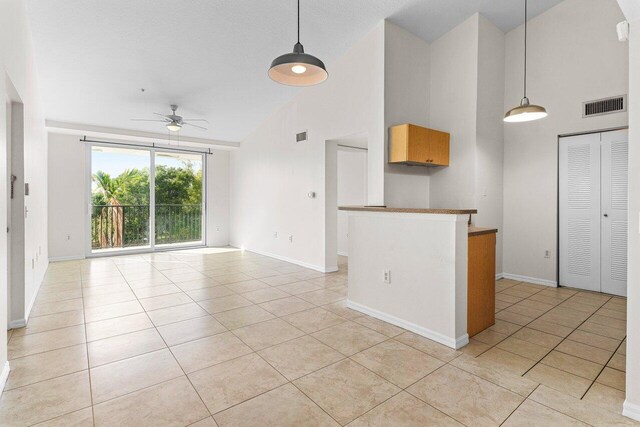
[384,21,431,208]
[427,14,506,274]
[231,15,508,273]
[502,0,628,283]
[620,3,640,420]
[429,15,480,210]
[475,15,506,274]
[47,133,86,259]
[0,0,49,383]
[346,211,469,349]
[206,150,230,247]
[230,22,386,271]
[1,1,49,325]
[337,147,367,256]
[47,132,231,259]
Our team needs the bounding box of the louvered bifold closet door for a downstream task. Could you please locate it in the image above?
[601,130,628,296]
[559,133,601,292]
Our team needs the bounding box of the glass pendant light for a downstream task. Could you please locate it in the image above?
[504,0,547,123]
[269,0,328,86]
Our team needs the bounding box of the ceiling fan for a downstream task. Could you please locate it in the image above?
[131,105,209,132]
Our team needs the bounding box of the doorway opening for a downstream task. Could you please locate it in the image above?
[558,128,628,296]
[326,133,368,273]
[3,78,27,328]
[88,143,206,255]
[2,95,10,327]
[337,145,368,264]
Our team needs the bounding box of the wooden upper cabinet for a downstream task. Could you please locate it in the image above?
[389,124,450,166]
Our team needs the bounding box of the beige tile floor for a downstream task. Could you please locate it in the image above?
[0,248,636,426]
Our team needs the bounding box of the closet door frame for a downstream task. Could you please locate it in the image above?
[556,126,628,294]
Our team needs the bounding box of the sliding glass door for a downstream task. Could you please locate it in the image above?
[90,146,151,252]
[89,144,205,254]
[154,151,204,247]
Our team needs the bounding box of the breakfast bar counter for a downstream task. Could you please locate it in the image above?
[339,206,496,349]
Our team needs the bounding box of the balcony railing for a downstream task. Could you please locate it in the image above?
[91,204,202,250]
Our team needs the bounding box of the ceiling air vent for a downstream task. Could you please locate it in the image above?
[296,131,308,143]
[583,95,626,118]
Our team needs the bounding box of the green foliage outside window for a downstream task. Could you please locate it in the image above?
[91,161,203,249]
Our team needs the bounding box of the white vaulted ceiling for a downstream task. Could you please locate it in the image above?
[27,0,563,141]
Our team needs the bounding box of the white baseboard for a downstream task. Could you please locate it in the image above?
[495,272,504,280]
[8,319,26,329]
[9,264,48,330]
[346,299,469,350]
[230,244,338,273]
[0,361,10,393]
[501,273,557,287]
[24,277,42,323]
[337,251,348,257]
[49,255,85,262]
[624,400,640,422]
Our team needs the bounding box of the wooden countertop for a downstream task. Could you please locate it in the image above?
[338,206,477,215]
[468,226,498,236]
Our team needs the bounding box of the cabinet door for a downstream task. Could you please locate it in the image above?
[467,232,496,336]
[428,131,450,166]
[406,125,430,163]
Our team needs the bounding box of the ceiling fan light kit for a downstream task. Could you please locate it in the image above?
[269,0,328,86]
[504,0,547,123]
[166,120,182,132]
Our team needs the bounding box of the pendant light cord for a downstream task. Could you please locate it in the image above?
[297,0,300,43]
[523,0,528,98]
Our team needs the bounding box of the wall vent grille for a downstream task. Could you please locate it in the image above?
[296,131,308,143]
[583,95,626,118]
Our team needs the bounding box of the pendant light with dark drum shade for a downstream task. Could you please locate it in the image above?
[504,0,547,123]
[269,0,328,86]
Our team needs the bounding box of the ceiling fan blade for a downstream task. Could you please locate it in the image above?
[153,113,170,119]
[183,122,208,130]
[130,119,168,122]
[182,118,210,123]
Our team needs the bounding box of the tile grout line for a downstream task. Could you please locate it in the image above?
[8,257,627,426]
[518,293,612,382]
[579,336,627,401]
[491,285,616,366]
[80,265,101,427]
[112,258,216,420]
[2,274,92,427]
[465,283,621,407]
[477,283,626,424]
[497,293,610,373]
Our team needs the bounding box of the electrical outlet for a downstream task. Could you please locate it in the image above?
[383,270,391,284]
[288,235,293,243]
[544,250,551,259]
[67,235,71,241]
[216,226,220,232]
[274,232,278,238]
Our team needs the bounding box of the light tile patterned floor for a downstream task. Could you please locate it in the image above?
[0,249,636,426]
